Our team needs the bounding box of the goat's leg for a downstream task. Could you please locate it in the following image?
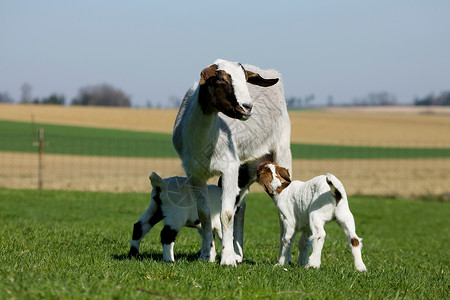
[277,218,296,266]
[160,224,180,262]
[220,170,240,266]
[233,182,251,263]
[297,229,312,266]
[128,200,163,259]
[273,131,293,177]
[233,199,246,263]
[307,213,326,269]
[336,204,367,272]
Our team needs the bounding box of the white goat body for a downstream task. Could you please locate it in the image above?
[257,162,367,272]
[172,59,292,266]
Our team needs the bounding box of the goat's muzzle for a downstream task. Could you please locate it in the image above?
[235,103,253,120]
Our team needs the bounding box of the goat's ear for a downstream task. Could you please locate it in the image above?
[257,166,274,197]
[245,70,279,87]
[200,64,218,85]
[149,172,166,190]
[260,176,274,197]
[276,166,291,183]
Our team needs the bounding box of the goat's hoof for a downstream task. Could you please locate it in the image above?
[128,247,140,260]
[235,254,243,264]
[199,253,211,262]
[355,263,367,272]
[220,255,237,267]
[306,263,320,269]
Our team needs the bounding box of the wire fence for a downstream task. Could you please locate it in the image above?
[1,126,449,200]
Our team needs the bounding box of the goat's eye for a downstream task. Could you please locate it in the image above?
[214,79,227,88]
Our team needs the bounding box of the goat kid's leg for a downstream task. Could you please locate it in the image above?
[129,201,163,259]
[160,224,180,262]
[276,218,296,266]
[197,228,217,263]
[336,206,367,272]
[190,179,215,262]
[297,229,312,266]
[307,213,326,269]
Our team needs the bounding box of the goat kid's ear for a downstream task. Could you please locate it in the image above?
[260,177,274,197]
[200,64,218,85]
[245,70,279,87]
[149,172,166,190]
[277,166,291,182]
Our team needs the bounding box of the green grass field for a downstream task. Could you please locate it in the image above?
[1,120,450,159]
[0,188,448,299]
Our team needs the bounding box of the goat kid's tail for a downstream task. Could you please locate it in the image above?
[326,173,346,203]
[149,172,166,190]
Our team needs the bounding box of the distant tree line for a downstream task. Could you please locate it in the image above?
[414,91,450,106]
[351,92,397,106]
[2,83,450,107]
[286,95,315,109]
[0,83,131,107]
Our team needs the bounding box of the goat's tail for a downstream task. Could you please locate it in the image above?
[326,173,346,204]
[149,172,165,190]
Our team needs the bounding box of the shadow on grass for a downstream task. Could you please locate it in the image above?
[112,251,202,262]
[112,251,257,265]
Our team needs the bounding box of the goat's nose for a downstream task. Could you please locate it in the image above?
[242,103,253,112]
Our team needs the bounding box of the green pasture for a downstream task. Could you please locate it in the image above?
[0,188,448,299]
[1,120,450,159]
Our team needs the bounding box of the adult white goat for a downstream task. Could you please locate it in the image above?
[172,59,292,266]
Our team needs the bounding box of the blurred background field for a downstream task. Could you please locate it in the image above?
[1,103,449,199]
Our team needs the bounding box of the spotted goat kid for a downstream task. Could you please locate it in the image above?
[128,172,222,262]
[256,162,367,272]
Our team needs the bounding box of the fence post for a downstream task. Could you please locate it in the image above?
[38,128,44,190]
[32,128,45,190]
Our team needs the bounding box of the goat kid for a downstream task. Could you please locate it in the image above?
[257,162,367,272]
[173,59,292,266]
[128,172,222,262]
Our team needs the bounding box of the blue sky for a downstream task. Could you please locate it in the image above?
[1,1,449,106]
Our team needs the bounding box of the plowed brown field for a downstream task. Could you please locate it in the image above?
[1,152,448,198]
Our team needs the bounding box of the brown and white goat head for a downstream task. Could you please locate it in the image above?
[257,162,291,197]
[198,59,279,120]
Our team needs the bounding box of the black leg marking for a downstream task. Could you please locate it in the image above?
[132,222,143,240]
[149,207,163,227]
[160,225,178,245]
[128,246,139,259]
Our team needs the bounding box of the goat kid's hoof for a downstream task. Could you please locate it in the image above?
[128,247,140,260]
[199,253,212,262]
[355,263,367,272]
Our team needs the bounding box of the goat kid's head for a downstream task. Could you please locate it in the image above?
[256,162,291,197]
[198,59,279,120]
